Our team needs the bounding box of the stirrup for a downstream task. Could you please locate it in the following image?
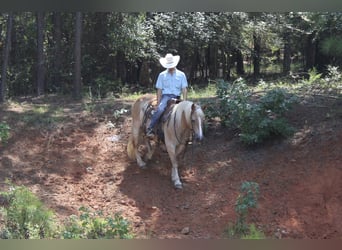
[146,128,155,138]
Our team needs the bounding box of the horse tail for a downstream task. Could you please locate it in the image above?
[127,94,155,160]
[127,133,136,160]
[127,103,138,160]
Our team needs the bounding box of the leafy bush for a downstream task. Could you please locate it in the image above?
[0,184,57,239]
[298,66,341,95]
[0,122,10,144]
[0,184,133,239]
[225,181,263,239]
[62,206,133,239]
[92,76,124,99]
[215,78,296,144]
[239,89,296,144]
[327,65,341,81]
[215,78,252,129]
[259,88,294,115]
[320,36,342,58]
[324,65,342,86]
[234,181,260,233]
[303,67,322,85]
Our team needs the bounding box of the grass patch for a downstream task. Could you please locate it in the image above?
[21,105,65,128]
[0,122,10,144]
[241,224,266,239]
[188,83,217,100]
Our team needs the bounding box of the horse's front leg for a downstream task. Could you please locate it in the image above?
[145,138,155,161]
[136,150,146,168]
[166,144,182,189]
[176,143,187,161]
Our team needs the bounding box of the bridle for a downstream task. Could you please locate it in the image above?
[172,104,198,145]
[171,103,202,172]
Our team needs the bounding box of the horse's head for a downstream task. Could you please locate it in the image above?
[191,103,205,141]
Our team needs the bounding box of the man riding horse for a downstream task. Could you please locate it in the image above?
[146,53,188,138]
[127,53,204,188]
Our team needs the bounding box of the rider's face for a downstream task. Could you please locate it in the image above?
[168,67,175,74]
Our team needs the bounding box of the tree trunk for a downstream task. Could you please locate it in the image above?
[73,12,82,99]
[208,44,218,80]
[305,31,316,71]
[36,12,46,96]
[282,31,291,75]
[253,32,261,78]
[222,50,230,80]
[138,60,151,86]
[52,12,62,92]
[235,49,245,76]
[116,50,126,84]
[189,50,199,82]
[0,13,13,103]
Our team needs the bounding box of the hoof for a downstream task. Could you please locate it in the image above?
[138,162,146,169]
[139,163,147,169]
[174,183,183,189]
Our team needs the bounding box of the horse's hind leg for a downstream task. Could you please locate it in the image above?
[145,139,155,161]
[133,133,147,168]
[127,133,145,168]
[136,151,146,168]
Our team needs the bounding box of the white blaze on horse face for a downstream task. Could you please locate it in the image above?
[191,106,204,141]
[197,116,203,140]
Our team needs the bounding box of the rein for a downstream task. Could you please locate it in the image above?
[142,103,153,132]
[173,109,182,144]
[170,102,201,173]
[173,107,196,172]
[172,106,195,145]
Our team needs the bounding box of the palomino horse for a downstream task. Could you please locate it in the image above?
[127,94,205,189]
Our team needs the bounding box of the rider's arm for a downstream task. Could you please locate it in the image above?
[182,87,187,101]
[156,88,162,105]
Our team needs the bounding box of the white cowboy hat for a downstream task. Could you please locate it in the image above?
[159,53,180,69]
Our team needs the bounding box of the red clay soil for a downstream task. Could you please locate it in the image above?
[0,95,341,239]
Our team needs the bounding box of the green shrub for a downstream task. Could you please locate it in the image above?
[324,65,342,86]
[0,184,133,239]
[0,184,57,239]
[226,181,261,238]
[302,67,322,85]
[92,76,124,99]
[259,88,294,115]
[234,181,260,234]
[239,89,296,145]
[216,78,253,129]
[62,206,133,239]
[320,36,342,58]
[215,79,296,145]
[0,122,10,144]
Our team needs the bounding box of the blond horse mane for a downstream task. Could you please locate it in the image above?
[169,100,194,130]
[164,100,205,145]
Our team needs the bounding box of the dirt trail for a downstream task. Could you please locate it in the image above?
[0,95,341,239]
